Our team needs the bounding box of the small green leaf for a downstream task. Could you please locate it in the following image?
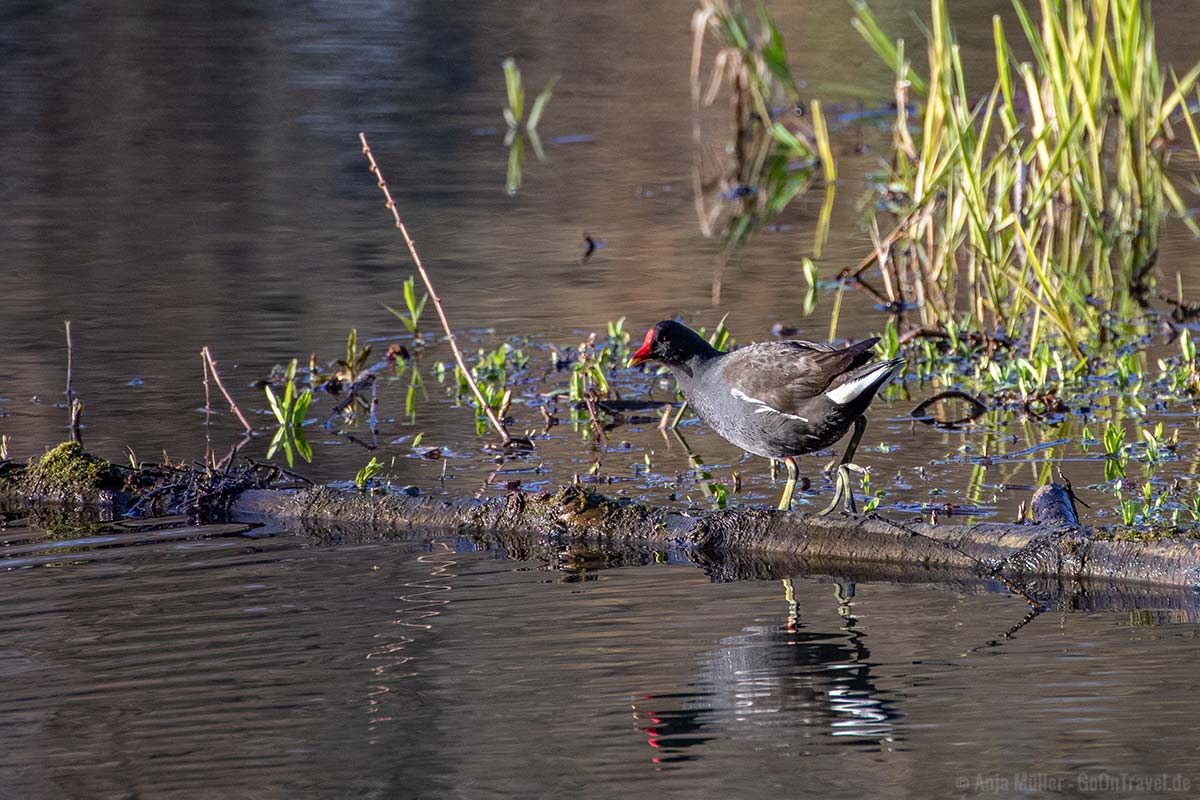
[293,390,312,424]
[527,76,558,132]
[385,304,418,333]
[403,277,416,314]
[758,5,798,97]
[267,425,286,459]
[294,429,313,463]
[506,136,524,195]
[527,127,546,162]
[502,58,524,122]
[265,386,285,425]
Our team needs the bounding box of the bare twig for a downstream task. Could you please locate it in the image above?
[358,131,515,446]
[70,400,83,444]
[581,392,609,447]
[201,351,213,425]
[64,321,82,444]
[369,375,379,433]
[897,327,951,345]
[839,219,908,280]
[200,347,254,434]
[870,218,899,305]
[246,458,314,486]
[64,321,74,411]
[216,433,252,471]
[202,351,214,469]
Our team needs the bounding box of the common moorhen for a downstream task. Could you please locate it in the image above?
[628,320,903,513]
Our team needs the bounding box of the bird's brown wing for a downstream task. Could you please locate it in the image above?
[720,339,879,415]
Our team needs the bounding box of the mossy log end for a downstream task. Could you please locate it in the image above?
[235,482,1200,589]
[7,442,124,507]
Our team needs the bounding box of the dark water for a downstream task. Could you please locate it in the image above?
[5,1,1200,797]
[1,514,1198,799]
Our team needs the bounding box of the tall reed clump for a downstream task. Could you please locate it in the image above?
[850,0,1200,369]
[691,0,836,249]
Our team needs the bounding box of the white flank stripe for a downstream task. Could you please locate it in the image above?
[731,388,808,422]
[825,363,898,405]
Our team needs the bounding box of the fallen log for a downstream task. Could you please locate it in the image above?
[234,482,1200,589]
[4,443,1197,589]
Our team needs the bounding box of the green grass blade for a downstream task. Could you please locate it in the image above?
[502,57,524,122]
[265,386,285,425]
[527,76,559,132]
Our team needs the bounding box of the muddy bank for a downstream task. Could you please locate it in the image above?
[233,482,1200,589]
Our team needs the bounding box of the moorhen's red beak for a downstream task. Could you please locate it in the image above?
[628,328,655,366]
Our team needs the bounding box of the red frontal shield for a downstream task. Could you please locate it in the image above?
[628,327,655,366]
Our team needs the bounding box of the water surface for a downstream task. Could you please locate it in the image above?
[4,3,1200,796]
[1,514,1198,798]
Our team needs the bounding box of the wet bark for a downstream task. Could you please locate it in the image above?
[3,443,1195,589]
[233,482,1200,589]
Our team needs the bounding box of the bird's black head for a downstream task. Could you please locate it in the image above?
[628,320,718,369]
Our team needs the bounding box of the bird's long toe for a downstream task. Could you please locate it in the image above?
[819,464,859,516]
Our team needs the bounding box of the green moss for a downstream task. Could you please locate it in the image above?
[1097,527,1200,543]
[26,442,121,498]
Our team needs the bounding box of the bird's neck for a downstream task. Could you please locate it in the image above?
[669,346,720,383]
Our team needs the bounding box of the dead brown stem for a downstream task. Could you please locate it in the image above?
[840,220,907,280]
[358,132,514,446]
[200,347,254,434]
[64,321,81,444]
[582,392,608,447]
[202,351,214,469]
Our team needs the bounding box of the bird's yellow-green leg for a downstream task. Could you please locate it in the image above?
[783,577,800,629]
[778,456,799,511]
[821,466,854,516]
[834,581,856,619]
[819,415,868,516]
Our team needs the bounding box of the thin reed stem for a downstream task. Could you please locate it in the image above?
[358,131,515,446]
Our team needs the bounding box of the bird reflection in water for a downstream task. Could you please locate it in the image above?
[632,578,899,767]
[631,693,719,767]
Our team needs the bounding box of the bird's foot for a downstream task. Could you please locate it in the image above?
[818,464,865,516]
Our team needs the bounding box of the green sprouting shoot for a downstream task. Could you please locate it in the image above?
[355,457,384,492]
[265,359,313,467]
[385,276,429,338]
